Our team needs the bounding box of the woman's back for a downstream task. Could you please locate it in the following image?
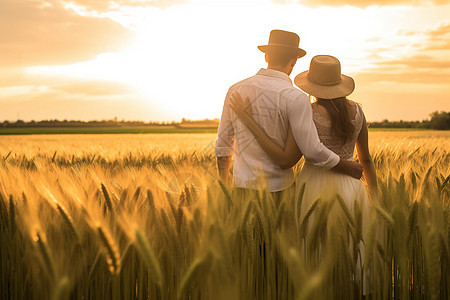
[311,100,364,160]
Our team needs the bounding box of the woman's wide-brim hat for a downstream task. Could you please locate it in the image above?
[294,55,355,99]
[258,30,306,58]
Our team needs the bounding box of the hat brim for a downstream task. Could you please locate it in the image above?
[258,44,306,58]
[294,70,355,99]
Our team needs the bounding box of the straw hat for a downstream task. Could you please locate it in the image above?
[294,55,355,99]
[258,30,306,58]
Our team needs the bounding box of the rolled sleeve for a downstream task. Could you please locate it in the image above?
[215,91,235,157]
[285,90,339,169]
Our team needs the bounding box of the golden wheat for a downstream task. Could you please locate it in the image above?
[0,132,448,299]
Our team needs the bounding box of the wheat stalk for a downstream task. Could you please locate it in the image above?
[134,228,163,287]
[424,228,440,300]
[101,183,114,213]
[96,225,120,275]
[374,204,394,227]
[51,276,71,300]
[177,252,211,299]
[299,198,321,238]
[335,194,356,229]
[56,202,80,243]
[34,231,56,281]
[9,194,15,236]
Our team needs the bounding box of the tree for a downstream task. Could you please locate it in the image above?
[429,111,450,130]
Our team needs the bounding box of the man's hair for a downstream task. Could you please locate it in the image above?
[266,48,298,67]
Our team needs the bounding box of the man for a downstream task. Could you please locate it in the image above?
[215,29,362,193]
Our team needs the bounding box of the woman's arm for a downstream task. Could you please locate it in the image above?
[355,111,378,198]
[230,93,302,169]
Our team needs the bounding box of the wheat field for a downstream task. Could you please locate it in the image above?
[1,131,449,300]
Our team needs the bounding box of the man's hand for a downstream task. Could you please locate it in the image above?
[332,159,363,179]
[217,156,232,184]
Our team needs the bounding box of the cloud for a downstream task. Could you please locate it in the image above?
[0,92,158,121]
[0,69,134,96]
[355,54,450,85]
[354,70,450,85]
[351,72,450,121]
[0,0,133,67]
[0,68,174,121]
[294,0,448,7]
[423,22,450,50]
[53,80,134,96]
[356,21,450,85]
[427,21,450,37]
[377,55,450,69]
[0,73,169,121]
[395,22,450,51]
[69,0,185,11]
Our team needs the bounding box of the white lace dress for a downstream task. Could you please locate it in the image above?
[296,101,369,217]
[296,101,370,284]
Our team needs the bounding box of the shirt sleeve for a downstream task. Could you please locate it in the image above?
[285,90,340,169]
[215,89,236,157]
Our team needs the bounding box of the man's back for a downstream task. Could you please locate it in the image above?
[215,68,303,192]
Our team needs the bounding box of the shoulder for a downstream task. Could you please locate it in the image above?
[347,99,362,109]
[227,74,258,93]
[281,87,310,104]
[348,99,366,124]
[351,100,365,116]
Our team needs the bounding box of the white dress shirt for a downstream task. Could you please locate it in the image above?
[215,68,340,192]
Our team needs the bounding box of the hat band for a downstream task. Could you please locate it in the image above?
[307,73,342,86]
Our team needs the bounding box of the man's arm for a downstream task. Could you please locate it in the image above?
[215,90,236,184]
[286,90,362,179]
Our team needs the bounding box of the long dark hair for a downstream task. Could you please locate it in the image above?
[316,97,354,144]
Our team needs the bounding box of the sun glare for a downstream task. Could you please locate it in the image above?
[20,1,450,122]
[26,2,379,121]
[27,53,129,82]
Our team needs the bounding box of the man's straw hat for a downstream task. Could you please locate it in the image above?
[258,30,306,58]
[294,55,355,99]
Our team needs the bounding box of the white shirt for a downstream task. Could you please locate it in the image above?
[215,68,340,192]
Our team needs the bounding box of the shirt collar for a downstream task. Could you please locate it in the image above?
[256,68,292,85]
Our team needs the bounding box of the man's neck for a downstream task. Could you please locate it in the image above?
[267,65,291,76]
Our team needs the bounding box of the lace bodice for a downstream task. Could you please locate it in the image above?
[312,102,364,160]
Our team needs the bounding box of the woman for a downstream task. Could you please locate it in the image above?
[230,54,377,293]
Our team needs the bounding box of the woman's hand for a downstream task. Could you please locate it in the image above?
[230,92,252,118]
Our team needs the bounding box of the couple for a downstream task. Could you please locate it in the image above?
[215,29,377,216]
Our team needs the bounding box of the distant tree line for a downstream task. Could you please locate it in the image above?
[1,119,167,128]
[0,118,220,128]
[369,111,449,130]
[1,112,448,130]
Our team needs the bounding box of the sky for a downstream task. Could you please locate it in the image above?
[0,0,449,122]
